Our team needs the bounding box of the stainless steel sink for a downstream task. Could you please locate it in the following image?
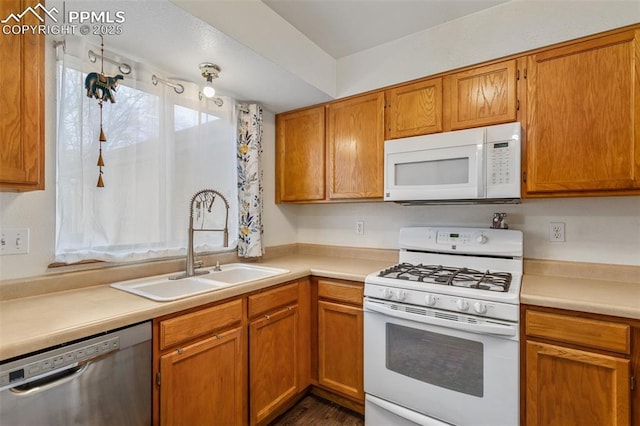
[110,263,289,302]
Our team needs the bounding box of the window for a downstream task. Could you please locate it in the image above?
[55,52,237,264]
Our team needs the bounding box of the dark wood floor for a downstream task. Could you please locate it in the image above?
[270,395,364,426]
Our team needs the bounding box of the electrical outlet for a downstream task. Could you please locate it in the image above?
[549,222,565,242]
[355,220,364,235]
[0,228,30,255]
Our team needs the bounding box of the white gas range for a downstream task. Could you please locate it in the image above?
[363,226,523,426]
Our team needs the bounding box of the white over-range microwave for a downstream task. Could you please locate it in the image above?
[384,122,521,204]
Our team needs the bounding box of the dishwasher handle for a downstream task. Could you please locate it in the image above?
[9,363,89,396]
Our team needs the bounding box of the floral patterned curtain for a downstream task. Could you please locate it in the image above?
[237,104,265,258]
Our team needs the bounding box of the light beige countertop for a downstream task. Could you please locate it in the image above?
[2,249,639,362]
[0,252,395,361]
[521,259,640,320]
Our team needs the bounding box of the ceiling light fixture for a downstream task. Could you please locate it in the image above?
[199,62,221,98]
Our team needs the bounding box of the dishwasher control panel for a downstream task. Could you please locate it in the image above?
[0,335,119,390]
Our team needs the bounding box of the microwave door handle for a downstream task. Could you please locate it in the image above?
[477,137,485,198]
[364,299,516,336]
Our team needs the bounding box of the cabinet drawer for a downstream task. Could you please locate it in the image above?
[248,282,298,318]
[525,310,630,354]
[159,299,243,350]
[318,280,363,305]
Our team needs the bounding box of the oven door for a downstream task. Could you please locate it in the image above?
[363,298,519,426]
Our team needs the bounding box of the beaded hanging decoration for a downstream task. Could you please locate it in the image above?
[84,36,124,187]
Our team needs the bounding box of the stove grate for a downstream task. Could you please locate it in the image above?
[378,263,512,292]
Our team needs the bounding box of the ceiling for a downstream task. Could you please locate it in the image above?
[48,0,508,113]
[262,0,507,59]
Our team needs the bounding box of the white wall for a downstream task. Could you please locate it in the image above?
[337,0,640,97]
[0,51,299,281]
[294,198,640,266]
[289,0,640,266]
[260,110,298,247]
[2,2,640,280]
[0,45,57,280]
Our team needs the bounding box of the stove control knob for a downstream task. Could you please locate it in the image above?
[473,302,488,315]
[456,299,469,312]
[383,288,394,300]
[476,234,488,244]
[395,290,408,301]
[425,294,437,307]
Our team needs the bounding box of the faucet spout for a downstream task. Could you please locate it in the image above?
[170,189,230,280]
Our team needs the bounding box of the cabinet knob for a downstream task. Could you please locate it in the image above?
[265,314,270,320]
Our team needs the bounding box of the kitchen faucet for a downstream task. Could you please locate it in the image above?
[170,189,229,280]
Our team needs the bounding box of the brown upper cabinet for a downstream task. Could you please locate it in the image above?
[275,106,326,202]
[446,59,518,130]
[0,0,45,191]
[275,93,385,203]
[327,92,385,200]
[524,29,640,196]
[385,77,443,139]
[276,24,640,203]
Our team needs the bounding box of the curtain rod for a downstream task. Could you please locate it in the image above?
[151,75,184,94]
[199,92,224,107]
[88,49,131,75]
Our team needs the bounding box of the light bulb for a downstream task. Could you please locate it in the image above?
[202,83,216,98]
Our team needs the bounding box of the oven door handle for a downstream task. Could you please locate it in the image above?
[366,394,453,425]
[364,299,516,336]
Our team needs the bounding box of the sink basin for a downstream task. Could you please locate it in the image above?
[198,263,289,285]
[110,263,289,302]
[110,275,226,302]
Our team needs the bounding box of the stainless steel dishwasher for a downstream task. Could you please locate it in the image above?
[0,321,151,425]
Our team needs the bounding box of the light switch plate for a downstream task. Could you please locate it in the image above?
[1,228,30,255]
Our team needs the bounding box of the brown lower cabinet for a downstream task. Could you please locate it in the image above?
[153,298,247,426]
[248,281,310,425]
[153,279,310,426]
[159,327,245,425]
[316,278,364,404]
[522,306,639,426]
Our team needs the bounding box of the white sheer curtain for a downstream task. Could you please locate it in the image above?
[55,37,237,263]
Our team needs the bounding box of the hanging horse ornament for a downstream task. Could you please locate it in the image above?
[84,36,124,187]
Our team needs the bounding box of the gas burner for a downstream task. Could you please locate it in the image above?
[378,263,511,292]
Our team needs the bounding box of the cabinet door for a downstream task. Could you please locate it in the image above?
[318,300,364,401]
[327,92,385,199]
[0,0,44,191]
[275,106,325,202]
[385,78,443,139]
[448,59,517,130]
[526,341,630,426]
[159,326,245,426]
[249,304,299,425]
[525,30,640,195]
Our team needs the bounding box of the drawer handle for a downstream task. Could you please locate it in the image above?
[265,314,270,320]
[215,334,221,339]
[177,348,184,354]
